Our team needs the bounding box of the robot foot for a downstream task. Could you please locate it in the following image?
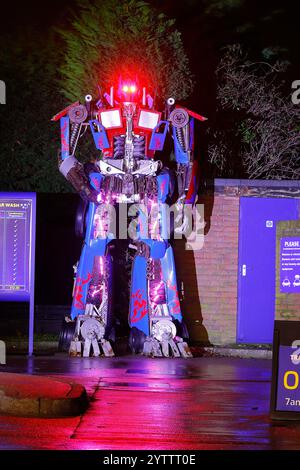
[69,337,114,357]
[143,336,193,358]
[69,316,115,358]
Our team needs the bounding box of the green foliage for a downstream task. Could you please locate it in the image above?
[0,1,193,193]
[0,29,68,192]
[58,0,194,102]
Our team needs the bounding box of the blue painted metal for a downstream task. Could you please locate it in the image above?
[237,197,300,343]
[141,240,168,259]
[89,120,109,150]
[189,118,195,151]
[71,243,95,319]
[185,174,197,204]
[129,255,149,335]
[161,246,182,322]
[149,121,169,151]
[157,172,172,239]
[60,116,70,159]
[157,172,170,203]
[89,173,103,191]
[71,190,114,319]
[172,127,189,164]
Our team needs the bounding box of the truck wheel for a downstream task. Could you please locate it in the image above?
[58,318,76,352]
[129,327,146,354]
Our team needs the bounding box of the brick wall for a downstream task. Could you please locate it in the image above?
[174,179,300,346]
[174,192,240,346]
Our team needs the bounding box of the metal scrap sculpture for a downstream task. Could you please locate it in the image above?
[53,78,206,357]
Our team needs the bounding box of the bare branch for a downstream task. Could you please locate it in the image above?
[208,44,300,180]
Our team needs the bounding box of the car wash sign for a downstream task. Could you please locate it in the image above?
[280,237,300,293]
[0,193,36,301]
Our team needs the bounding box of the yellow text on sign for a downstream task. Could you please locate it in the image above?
[284,371,299,390]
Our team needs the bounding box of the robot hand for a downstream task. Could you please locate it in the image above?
[80,186,99,205]
[59,154,100,204]
[173,199,193,236]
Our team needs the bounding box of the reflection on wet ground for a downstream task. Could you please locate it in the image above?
[0,354,299,450]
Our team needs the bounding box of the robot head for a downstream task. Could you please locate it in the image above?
[102,75,152,108]
[117,78,140,103]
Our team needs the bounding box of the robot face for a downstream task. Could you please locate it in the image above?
[121,84,137,94]
[117,79,139,103]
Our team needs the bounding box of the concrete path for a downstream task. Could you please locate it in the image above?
[0,354,300,450]
[0,372,88,417]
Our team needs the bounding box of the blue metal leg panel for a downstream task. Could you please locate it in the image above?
[71,243,95,319]
[71,199,111,319]
[129,255,150,336]
[161,245,183,322]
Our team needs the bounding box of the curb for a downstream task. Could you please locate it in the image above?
[202,347,272,359]
[0,373,88,417]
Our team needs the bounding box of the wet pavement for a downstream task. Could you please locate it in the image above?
[0,353,300,450]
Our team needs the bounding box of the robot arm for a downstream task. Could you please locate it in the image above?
[59,152,98,204]
[53,100,99,204]
[168,101,207,204]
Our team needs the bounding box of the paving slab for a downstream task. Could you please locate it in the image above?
[0,372,88,417]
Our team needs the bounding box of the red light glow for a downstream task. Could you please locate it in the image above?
[116,75,143,102]
[121,84,137,94]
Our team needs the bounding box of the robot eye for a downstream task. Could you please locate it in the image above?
[130,85,136,93]
[122,85,129,92]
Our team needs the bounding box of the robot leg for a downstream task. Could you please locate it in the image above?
[128,241,192,358]
[67,192,116,357]
[160,244,192,357]
[70,245,115,357]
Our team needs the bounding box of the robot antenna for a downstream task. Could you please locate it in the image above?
[85,94,92,102]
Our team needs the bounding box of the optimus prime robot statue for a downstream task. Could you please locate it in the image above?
[52,78,206,358]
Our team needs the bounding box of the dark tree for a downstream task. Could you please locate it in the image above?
[58,0,194,102]
[208,45,300,179]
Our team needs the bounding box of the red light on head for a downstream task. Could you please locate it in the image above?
[117,76,141,103]
[121,83,136,94]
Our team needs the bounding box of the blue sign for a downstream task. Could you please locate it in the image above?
[276,344,300,412]
[280,237,300,293]
[271,320,300,419]
[0,193,36,355]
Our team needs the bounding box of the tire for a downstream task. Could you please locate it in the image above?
[58,318,76,352]
[75,198,88,238]
[174,319,189,340]
[129,327,147,354]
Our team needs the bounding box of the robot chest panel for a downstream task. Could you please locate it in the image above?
[103,128,155,160]
[112,133,146,159]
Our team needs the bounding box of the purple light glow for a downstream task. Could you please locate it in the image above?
[99,256,104,276]
[150,280,165,305]
[90,285,103,298]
